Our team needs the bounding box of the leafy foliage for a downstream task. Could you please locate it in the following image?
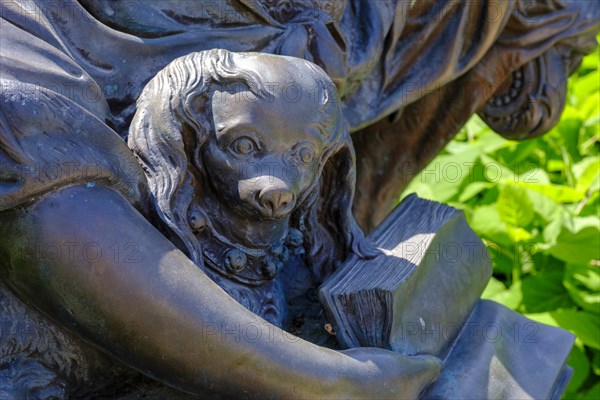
[401,47,599,398]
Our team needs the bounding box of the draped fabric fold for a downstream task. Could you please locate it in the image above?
[1,0,598,222]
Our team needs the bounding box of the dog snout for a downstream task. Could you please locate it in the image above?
[258,187,294,218]
[239,175,296,219]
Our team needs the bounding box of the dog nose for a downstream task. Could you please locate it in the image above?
[258,188,294,218]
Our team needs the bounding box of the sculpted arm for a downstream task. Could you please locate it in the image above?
[0,184,440,398]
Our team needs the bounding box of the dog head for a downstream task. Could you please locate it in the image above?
[200,54,337,222]
[128,49,373,280]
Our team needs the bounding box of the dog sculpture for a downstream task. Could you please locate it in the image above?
[127,49,374,326]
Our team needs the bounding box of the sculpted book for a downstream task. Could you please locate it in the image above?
[320,195,492,356]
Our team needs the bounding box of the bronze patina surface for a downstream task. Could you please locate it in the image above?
[0,1,598,398]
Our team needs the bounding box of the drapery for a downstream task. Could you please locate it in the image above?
[1,0,598,218]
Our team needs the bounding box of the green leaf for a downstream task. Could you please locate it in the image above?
[500,140,538,166]
[408,151,481,202]
[496,184,534,227]
[577,381,600,400]
[579,122,599,157]
[523,311,555,326]
[564,264,600,313]
[515,165,551,185]
[514,183,586,203]
[474,132,511,154]
[488,280,523,311]
[566,340,590,394]
[525,309,600,349]
[507,226,532,242]
[547,216,600,265]
[480,154,517,183]
[580,97,600,125]
[400,183,435,203]
[581,51,599,71]
[558,119,583,164]
[576,191,600,218]
[552,310,600,350]
[524,188,564,222]
[519,270,576,313]
[469,205,513,248]
[592,348,600,376]
[542,216,566,248]
[574,156,600,194]
[573,70,600,101]
[547,159,565,173]
[483,240,517,276]
[458,181,493,202]
[481,276,506,299]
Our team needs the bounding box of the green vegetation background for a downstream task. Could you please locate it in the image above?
[401,47,600,398]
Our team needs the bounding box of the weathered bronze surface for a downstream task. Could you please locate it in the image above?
[0,1,598,398]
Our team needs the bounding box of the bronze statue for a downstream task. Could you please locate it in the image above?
[1,1,598,398]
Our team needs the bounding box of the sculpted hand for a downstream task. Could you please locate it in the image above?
[342,347,442,399]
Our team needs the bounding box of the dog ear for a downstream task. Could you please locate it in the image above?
[298,134,377,282]
[127,56,209,267]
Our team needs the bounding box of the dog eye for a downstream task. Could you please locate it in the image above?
[297,144,316,164]
[230,137,257,155]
